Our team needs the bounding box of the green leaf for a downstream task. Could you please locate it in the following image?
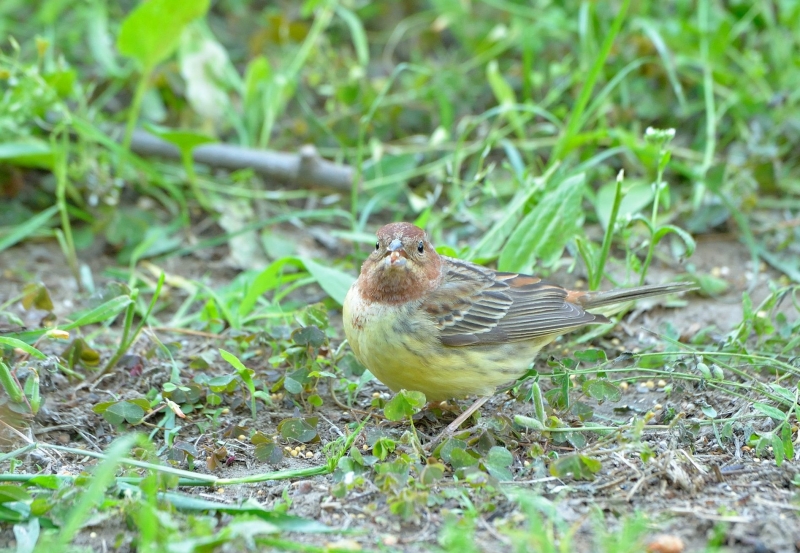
[69,296,133,328]
[244,56,271,109]
[419,462,445,485]
[54,434,141,549]
[468,168,557,260]
[782,423,794,462]
[372,437,396,461]
[544,387,568,411]
[335,6,369,66]
[299,303,329,330]
[156,492,331,531]
[549,454,601,480]
[449,447,478,470]
[117,0,211,70]
[574,349,607,363]
[566,431,587,449]
[486,446,513,468]
[308,394,324,407]
[570,401,594,421]
[0,501,30,522]
[292,326,326,348]
[0,485,31,503]
[28,475,61,490]
[484,446,514,480]
[582,379,621,403]
[241,256,354,309]
[653,224,696,258]
[0,141,54,169]
[769,384,795,403]
[283,376,303,395]
[0,337,46,359]
[438,438,468,463]
[499,173,586,272]
[772,433,785,466]
[207,374,237,392]
[753,402,785,421]
[301,258,355,306]
[12,517,39,551]
[278,418,318,443]
[238,258,296,316]
[383,390,426,421]
[0,205,59,253]
[701,404,717,418]
[487,60,523,138]
[144,125,215,154]
[691,273,729,296]
[102,401,145,425]
[254,443,283,465]
[219,349,253,385]
[595,180,655,230]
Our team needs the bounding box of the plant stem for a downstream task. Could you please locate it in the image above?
[102,274,164,374]
[592,170,625,290]
[54,132,81,289]
[639,148,667,285]
[123,70,151,151]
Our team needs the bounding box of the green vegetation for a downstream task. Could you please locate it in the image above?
[1,0,799,551]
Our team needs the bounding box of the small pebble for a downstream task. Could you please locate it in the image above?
[294,480,313,493]
[647,534,684,553]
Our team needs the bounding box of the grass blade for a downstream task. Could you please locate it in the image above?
[0,206,58,253]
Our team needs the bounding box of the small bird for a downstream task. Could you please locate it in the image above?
[343,222,694,431]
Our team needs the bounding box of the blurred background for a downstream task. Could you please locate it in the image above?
[1,0,797,281]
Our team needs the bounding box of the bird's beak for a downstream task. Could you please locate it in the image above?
[384,238,407,268]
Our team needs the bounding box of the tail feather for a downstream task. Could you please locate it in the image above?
[578,281,696,311]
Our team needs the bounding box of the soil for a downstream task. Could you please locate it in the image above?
[1,233,798,553]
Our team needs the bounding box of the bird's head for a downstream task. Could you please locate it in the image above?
[359,222,443,304]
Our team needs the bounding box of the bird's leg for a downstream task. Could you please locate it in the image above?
[427,396,491,451]
[444,396,490,434]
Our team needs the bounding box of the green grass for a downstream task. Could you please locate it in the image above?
[1,0,799,551]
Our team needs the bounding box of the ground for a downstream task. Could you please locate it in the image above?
[2,228,798,553]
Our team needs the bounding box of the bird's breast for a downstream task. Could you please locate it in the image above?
[344,285,430,354]
[342,282,549,401]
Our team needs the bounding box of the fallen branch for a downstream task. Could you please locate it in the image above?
[129,129,356,191]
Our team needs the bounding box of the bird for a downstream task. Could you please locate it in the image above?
[342,222,694,433]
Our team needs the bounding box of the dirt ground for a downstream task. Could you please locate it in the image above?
[1,233,799,552]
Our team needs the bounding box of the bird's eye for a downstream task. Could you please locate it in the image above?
[375,241,380,251]
[417,241,424,253]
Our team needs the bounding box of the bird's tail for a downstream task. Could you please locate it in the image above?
[576,281,696,313]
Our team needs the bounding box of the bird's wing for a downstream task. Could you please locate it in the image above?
[423,257,606,346]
